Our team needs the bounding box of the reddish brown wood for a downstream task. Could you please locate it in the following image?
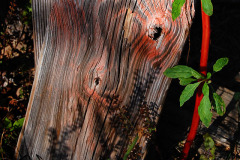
[16,0,195,159]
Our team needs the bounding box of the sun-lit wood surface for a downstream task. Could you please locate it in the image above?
[16,0,194,159]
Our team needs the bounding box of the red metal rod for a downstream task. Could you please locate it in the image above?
[181,3,210,160]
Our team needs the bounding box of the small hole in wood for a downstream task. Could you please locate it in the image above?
[94,77,100,85]
[152,27,162,40]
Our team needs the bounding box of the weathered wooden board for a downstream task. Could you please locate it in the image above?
[16,0,195,159]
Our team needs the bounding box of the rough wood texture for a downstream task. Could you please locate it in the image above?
[16,0,194,159]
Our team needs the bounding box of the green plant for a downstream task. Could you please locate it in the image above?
[0,117,24,158]
[164,57,228,127]
[172,0,213,21]
[199,133,216,160]
[123,134,139,160]
[171,0,213,158]
[21,0,32,25]
[0,0,34,158]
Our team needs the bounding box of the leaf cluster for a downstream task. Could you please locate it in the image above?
[172,0,213,21]
[164,58,229,127]
[1,117,25,158]
[3,117,24,132]
[200,133,216,160]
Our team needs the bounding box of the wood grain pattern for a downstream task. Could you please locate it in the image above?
[16,0,195,159]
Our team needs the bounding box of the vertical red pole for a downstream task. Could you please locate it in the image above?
[181,3,210,160]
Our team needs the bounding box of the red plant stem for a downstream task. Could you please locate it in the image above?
[181,3,211,160]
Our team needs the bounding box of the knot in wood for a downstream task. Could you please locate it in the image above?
[147,18,163,41]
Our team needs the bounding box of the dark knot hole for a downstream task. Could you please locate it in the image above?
[152,27,162,40]
[95,77,100,85]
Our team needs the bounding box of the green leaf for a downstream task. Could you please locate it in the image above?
[179,78,196,86]
[24,21,29,25]
[207,73,212,84]
[22,10,28,17]
[202,133,216,159]
[123,135,139,160]
[164,65,202,79]
[201,0,213,16]
[203,133,215,149]
[198,95,212,127]
[27,7,32,13]
[172,0,186,21]
[202,82,209,96]
[180,82,201,106]
[200,155,208,160]
[13,118,25,129]
[198,83,212,127]
[213,93,225,116]
[207,72,211,79]
[213,57,229,72]
[210,146,216,159]
[4,118,12,129]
